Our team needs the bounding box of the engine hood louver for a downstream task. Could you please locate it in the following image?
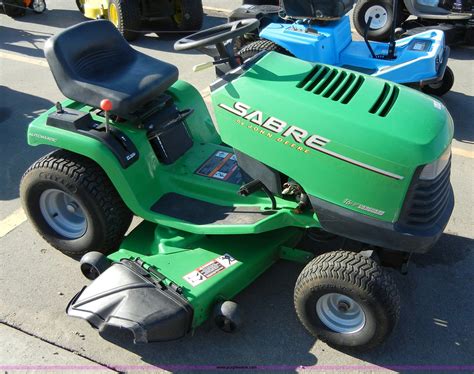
[369,83,400,117]
[297,65,364,104]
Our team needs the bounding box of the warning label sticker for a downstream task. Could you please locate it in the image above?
[195,151,243,184]
[183,254,238,287]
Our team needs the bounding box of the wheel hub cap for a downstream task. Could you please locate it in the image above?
[316,293,366,334]
[32,0,45,12]
[39,189,87,239]
[365,5,388,30]
[108,4,119,27]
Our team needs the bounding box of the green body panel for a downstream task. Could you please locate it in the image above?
[27,80,318,234]
[108,222,304,327]
[212,53,454,222]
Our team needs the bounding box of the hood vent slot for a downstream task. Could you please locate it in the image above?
[370,83,399,117]
[297,65,364,104]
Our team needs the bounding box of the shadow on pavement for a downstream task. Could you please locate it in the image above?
[0,85,53,201]
[352,233,474,371]
[448,45,474,61]
[97,233,473,372]
[443,90,474,144]
[0,25,51,58]
[100,260,318,372]
[11,8,87,29]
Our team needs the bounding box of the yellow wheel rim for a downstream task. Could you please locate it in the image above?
[108,3,119,27]
[173,0,183,25]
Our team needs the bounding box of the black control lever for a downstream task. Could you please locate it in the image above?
[239,180,277,210]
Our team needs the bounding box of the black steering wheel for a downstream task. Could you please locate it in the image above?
[174,19,260,51]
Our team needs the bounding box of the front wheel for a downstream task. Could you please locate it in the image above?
[30,0,46,13]
[20,150,133,258]
[421,66,454,97]
[353,0,399,41]
[294,251,400,351]
[172,0,204,31]
[238,39,291,61]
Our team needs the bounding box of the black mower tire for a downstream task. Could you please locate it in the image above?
[353,0,397,41]
[172,0,203,32]
[214,301,242,333]
[243,0,279,4]
[2,0,26,17]
[20,150,133,258]
[238,39,291,61]
[75,0,84,14]
[294,251,400,351]
[421,66,454,97]
[80,251,111,280]
[108,0,141,41]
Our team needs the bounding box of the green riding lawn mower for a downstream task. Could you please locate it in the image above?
[20,18,454,351]
[75,0,203,40]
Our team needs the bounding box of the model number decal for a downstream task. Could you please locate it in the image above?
[30,133,57,143]
[183,254,238,287]
[344,199,385,216]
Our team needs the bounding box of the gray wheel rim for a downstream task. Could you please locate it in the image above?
[364,5,388,30]
[39,189,87,239]
[32,0,46,12]
[316,293,366,334]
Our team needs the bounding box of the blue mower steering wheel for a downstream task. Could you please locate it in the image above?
[174,19,260,51]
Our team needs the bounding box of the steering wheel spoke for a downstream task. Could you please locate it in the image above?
[174,19,260,52]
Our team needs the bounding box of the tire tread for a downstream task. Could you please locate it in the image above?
[21,150,132,256]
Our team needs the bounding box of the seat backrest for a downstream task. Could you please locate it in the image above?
[44,20,135,94]
[281,0,355,19]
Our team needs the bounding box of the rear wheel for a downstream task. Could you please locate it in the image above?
[108,0,141,41]
[353,0,399,41]
[20,150,133,258]
[172,0,203,31]
[238,39,291,61]
[294,251,400,351]
[421,66,454,97]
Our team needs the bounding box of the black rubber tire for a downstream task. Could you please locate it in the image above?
[353,0,397,42]
[238,39,291,61]
[172,0,203,31]
[75,0,84,14]
[243,0,279,4]
[2,0,26,17]
[80,251,111,280]
[214,301,242,333]
[294,251,400,351]
[20,150,133,258]
[421,66,454,97]
[108,0,141,41]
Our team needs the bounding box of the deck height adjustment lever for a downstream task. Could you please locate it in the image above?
[238,180,277,210]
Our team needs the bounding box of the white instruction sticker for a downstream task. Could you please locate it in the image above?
[183,254,238,287]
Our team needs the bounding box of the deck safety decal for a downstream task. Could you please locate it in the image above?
[195,151,243,184]
[183,254,238,287]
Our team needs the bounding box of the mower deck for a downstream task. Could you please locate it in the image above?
[68,222,307,341]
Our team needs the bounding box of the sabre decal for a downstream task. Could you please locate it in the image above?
[218,101,404,181]
[219,102,330,150]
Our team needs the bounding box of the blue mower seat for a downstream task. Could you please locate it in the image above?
[44,20,179,117]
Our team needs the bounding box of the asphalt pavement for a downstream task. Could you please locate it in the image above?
[0,1,473,373]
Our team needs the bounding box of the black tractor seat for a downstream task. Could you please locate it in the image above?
[44,20,179,118]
